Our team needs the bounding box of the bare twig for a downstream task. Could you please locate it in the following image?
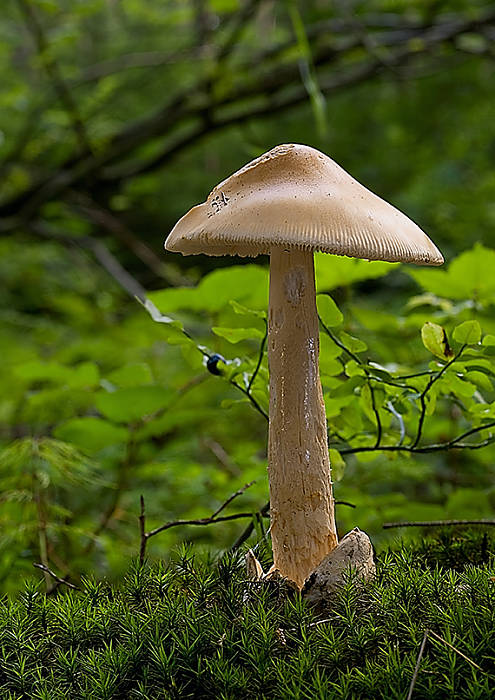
[386,400,406,445]
[406,629,429,700]
[335,500,356,509]
[210,481,256,519]
[383,519,495,529]
[139,495,146,565]
[368,378,382,449]
[33,563,80,590]
[139,481,262,563]
[203,437,241,477]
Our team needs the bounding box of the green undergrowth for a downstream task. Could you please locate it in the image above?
[0,532,494,699]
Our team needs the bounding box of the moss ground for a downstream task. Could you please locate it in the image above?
[0,530,494,699]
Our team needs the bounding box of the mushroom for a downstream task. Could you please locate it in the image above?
[165,144,443,588]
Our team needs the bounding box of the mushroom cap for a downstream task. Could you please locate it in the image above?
[165,144,443,265]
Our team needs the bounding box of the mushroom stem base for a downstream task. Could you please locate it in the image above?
[268,247,338,588]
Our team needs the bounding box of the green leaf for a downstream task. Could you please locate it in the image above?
[319,355,342,377]
[359,383,376,423]
[230,300,267,319]
[324,394,355,419]
[345,360,365,378]
[54,417,129,453]
[316,294,343,327]
[339,331,367,353]
[453,320,481,345]
[465,370,493,393]
[482,335,495,346]
[421,322,453,359]
[15,360,99,388]
[319,333,343,361]
[329,449,346,482]
[95,386,171,423]
[15,361,69,384]
[212,327,264,343]
[468,402,495,419]
[409,243,495,302]
[438,373,476,399]
[106,363,153,388]
[67,362,100,389]
[149,265,269,313]
[315,254,399,291]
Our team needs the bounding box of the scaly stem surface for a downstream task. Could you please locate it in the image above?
[268,247,338,587]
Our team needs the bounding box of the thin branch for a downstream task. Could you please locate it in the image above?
[3,8,495,224]
[30,222,147,301]
[210,480,256,519]
[139,481,261,561]
[15,0,92,154]
[203,437,241,477]
[411,345,466,449]
[230,500,270,551]
[383,519,495,529]
[368,378,382,449]
[33,563,80,590]
[335,500,356,509]
[69,192,169,280]
[449,419,495,444]
[320,316,384,446]
[247,320,268,393]
[406,629,429,700]
[148,511,267,536]
[230,379,269,421]
[139,495,146,565]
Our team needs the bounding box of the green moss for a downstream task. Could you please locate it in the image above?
[0,532,494,699]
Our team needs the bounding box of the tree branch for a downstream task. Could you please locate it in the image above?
[15,0,92,154]
[383,519,495,529]
[69,191,169,280]
[3,8,495,225]
[33,563,80,590]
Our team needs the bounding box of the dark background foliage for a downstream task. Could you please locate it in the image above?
[1,0,495,593]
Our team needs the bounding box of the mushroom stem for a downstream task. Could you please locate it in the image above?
[267,247,338,588]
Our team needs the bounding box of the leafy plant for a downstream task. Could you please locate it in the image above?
[1,241,495,591]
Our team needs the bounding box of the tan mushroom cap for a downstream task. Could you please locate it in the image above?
[165,144,444,265]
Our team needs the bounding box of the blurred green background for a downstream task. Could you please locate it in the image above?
[1,0,495,593]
